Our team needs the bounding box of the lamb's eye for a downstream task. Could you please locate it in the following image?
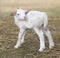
[17,14,20,15]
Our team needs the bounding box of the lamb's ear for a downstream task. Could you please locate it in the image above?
[10,11,16,16]
[24,10,29,14]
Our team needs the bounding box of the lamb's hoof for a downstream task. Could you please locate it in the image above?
[49,44,55,49]
[14,46,19,49]
[39,48,45,52]
[21,41,24,44]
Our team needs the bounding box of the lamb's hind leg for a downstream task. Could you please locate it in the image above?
[34,28,45,52]
[43,29,54,49]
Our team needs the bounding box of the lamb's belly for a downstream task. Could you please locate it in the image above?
[25,20,42,29]
[27,19,42,28]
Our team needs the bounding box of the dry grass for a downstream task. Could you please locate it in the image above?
[0,0,60,18]
[0,0,60,12]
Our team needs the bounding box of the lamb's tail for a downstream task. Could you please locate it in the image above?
[43,13,48,29]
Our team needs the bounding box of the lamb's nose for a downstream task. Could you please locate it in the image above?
[24,16,26,19]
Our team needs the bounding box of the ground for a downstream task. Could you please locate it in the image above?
[0,12,60,58]
[0,0,60,58]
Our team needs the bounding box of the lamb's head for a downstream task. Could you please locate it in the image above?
[11,9,28,20]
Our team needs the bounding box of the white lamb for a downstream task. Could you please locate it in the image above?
[11,9,54,52]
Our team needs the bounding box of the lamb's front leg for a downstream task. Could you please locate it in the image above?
[20,31,26,45]
[14,27,26,49]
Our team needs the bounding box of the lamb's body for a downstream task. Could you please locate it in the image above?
[15,11,48,29]
[12,9,54,52]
